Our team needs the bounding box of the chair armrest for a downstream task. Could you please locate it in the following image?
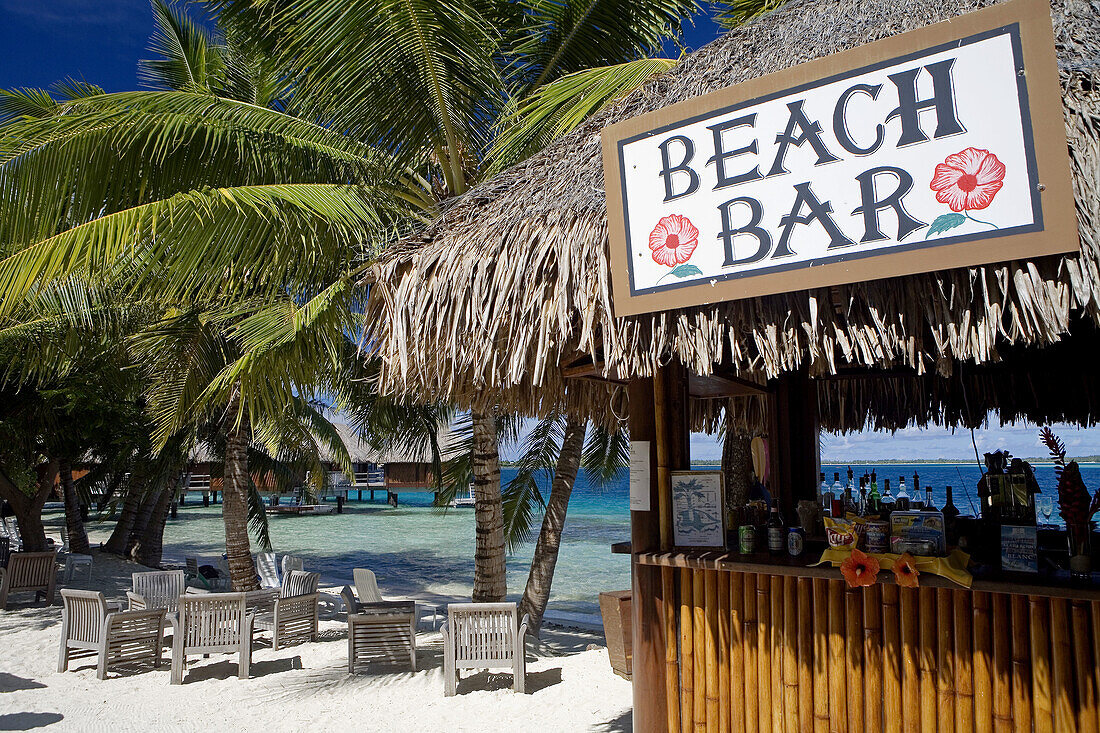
[439,621,450,645]
[126,591,148,610]
[244,611,256,638]
[106,607,168,626]
[107,600,126,613]
[517,613,530,647]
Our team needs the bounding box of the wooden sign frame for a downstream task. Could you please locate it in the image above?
[602,0,1077,317]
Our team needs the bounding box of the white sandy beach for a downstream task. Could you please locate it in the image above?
[0,551,631,732]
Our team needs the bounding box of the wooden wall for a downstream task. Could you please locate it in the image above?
[663,566,1100,733]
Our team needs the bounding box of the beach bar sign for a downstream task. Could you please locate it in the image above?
[602,0,1077,317]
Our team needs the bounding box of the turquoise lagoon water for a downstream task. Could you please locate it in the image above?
[62,463,1100,624]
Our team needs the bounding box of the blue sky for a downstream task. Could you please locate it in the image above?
[4,3,1097,462]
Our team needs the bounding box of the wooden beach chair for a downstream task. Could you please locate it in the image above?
[347,600,416,673]
[58,589,166,679]
[0,550,58,609]
[128,570,186,613]
[441,602,529,696]
[58,526,92,582]
[169,593,254,684]
[256,571,320,650]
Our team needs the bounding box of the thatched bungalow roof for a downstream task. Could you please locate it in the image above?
[365,0,1100,430]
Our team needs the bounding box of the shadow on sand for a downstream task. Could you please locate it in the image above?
[0,712,63,731]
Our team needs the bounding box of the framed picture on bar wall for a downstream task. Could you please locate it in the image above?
[671,470,725,548]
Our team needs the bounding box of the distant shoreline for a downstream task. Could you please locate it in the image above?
[688,458,1100,466]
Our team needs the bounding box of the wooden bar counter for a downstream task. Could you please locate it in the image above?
[633,549,1100,733]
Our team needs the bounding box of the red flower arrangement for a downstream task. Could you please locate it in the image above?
[840,548,880,588]
[892,552,920,588]
[648,214,699,267]
[930,148,1005,212]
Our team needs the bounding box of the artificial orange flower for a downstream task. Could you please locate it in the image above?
[840,548,880,588]
[893,552,921,588]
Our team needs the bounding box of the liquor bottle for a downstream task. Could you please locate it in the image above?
[868,471,881,515]
[881,478,895,519]
[845,467,855,512]
[896,475,910,511]
[858,476,868,516]
[820,472,831,516]
[767,505,785,555]
[922,476,934,512]
[942,485,960,545]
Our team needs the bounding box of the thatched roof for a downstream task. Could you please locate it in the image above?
[365,0,1100,429]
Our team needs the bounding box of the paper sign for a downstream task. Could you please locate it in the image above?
[629,441,651,511]
[672,470,726,548]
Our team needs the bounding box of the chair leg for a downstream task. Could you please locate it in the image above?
[97,647,109,681]
[57,641,69,673]
[409,618,416,672]
[171,641,184,685]
[239,641,250,679]
[513,653,526,694]
[444,656,456,696]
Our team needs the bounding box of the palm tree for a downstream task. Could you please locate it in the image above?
[1,0,700,596]
[207,0,699,600]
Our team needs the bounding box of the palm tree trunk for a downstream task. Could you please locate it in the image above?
[471,408,506,603]
[105,474,146,555]
[223,389,258,591]
[133,475,177,568]
[0,461,56,552]
[127,486,164,559]
[722,405,754,518]
[519,417,586,636]
[59,458,90,554]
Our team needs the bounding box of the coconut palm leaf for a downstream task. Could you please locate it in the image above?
[581,422,629,489]
[503,415,567,548]
[508,0,697,91]
[139,0,223,93]
[488,57,678,173]
[712,0,788,28]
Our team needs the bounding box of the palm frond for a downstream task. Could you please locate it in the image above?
[488,57,678,173]
[581,422,628,489]
[139,0,223,92]
[712,0,788,28]
[246,475,273,551]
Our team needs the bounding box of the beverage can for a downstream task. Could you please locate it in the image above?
[738,525,756,554]
[787,527,804,557]
[866,521,890,553]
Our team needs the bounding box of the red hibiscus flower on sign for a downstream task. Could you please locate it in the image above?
[926,148,1005,239]
[649,214,701,282]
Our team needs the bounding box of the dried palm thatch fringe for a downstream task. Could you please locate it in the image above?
[364,0,1100,427]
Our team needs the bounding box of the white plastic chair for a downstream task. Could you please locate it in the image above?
[353,568,385,604]
[255,552,280,589]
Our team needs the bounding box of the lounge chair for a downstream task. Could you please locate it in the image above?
[256,571,320,650]
[353,568,385,604]
[58,589,166,679]
[185,557,230,590]
[441,602,529,696]
[281,555,304,577]
[0,537,10,568]
[0,550,58,609]
[1,517,21,552]
[128,570,186,613]
[58,526,92,582]
[255,552,280,589]
[169,593,254,684]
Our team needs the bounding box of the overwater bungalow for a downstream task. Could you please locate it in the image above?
[364,0,1100,730]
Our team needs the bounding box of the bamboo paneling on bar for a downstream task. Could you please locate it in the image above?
[658,565,1100,733]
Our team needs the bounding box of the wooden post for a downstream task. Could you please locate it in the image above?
[828,580,847,733]
[846,587,863,733]
[798,578,813,733]
[991,594,1012,733]
[1092,602,1100,733]
[973,591,993,733]
[900,588,919,733]
[665,567,681,732]
[772,575,785,733]
[864,584,884,733]
[628,378,669,732]
[1009,595,1030,733]
[1050,598,1074,733]
[771,371,819,519]
[745,574,759,733]
[954,590,974,733]
[695,570,707,732]
[1029,596,1053,733]
[883,585,902,733]
[718,572,731,733]
[936,589,956,733]
[918,587,937,733]
[705,570,719,733]
[784,576,800,733]
[1071,601,1096,733]
[813,579,829,733]
[731,571,745,733]
[758,575,773,733]
[682,568,695,733]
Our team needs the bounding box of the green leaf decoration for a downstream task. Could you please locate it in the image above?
[925,213,966,239]
[671,264,702,278]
